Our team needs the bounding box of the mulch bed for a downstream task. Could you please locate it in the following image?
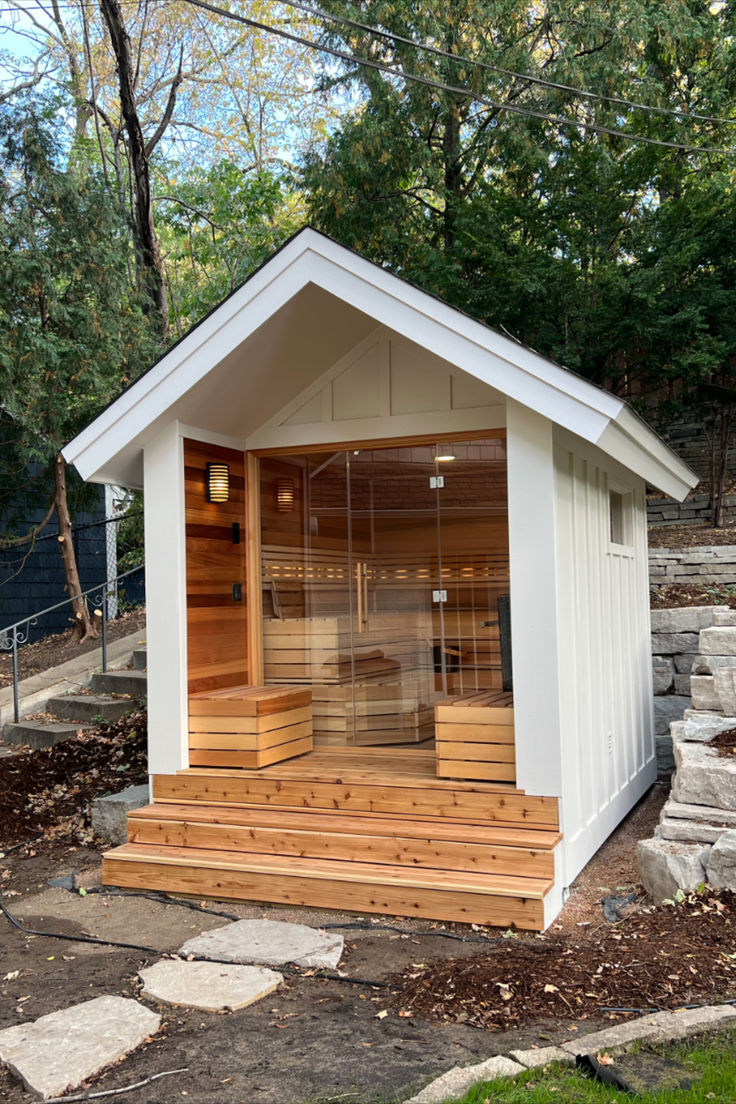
[0,712,147,848]
[648,522,736,550]
[389,891,736,1031]
[710,727,736,760]
[650,583,736,609]
[0,607,146,690]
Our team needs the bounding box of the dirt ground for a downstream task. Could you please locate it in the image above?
[2,783,728,1104]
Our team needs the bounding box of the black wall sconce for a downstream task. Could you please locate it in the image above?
[206,462,230,503]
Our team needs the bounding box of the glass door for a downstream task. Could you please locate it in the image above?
[346,446,440,745]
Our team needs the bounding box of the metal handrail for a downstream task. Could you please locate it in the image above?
[0,563,145,724]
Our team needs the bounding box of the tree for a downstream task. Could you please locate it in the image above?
[0,100,157,637]
[304,0,736,519]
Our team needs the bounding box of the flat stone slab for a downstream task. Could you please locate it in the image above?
[563,1005,736,1057]
[700,626,736,655]
[656,817,727,844]
[651,607,727,633]
[0,995,160,1100]
[664,798,736,827]
[404,1055,524,1104]
[508,1045,573,1069]
[670,715,736,744]
[179,918,344,969]
[139,960,282,1011]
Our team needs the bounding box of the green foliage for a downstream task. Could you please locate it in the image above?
[158,160,304,331]
[0,99,159,469]
[434,1028,736,1103]
[304,0,736,413]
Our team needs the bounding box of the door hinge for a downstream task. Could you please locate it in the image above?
[429,475,444,489]
[432,589,448,603]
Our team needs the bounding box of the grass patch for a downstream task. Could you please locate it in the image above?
[430,1030,736,1104]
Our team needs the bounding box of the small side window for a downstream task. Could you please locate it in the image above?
[609,486,633,548]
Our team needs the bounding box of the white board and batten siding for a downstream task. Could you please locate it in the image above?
[552,425,655,886]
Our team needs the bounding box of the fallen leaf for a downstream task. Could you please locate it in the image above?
[375,1010,389,1019]
[544,984,559,994]
[3,971,20,981]
[596,1052,615,1066]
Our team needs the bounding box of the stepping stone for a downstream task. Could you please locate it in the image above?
[179,918,344,969]
[0,995,160,1100]
[139,960,282,1011]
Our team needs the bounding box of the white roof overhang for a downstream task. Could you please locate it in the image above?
[63,228,697,500]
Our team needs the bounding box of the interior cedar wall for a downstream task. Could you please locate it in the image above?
[184,439,248,694]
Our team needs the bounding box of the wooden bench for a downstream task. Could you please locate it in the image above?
[435,690,515,782]
[188,685,313,769]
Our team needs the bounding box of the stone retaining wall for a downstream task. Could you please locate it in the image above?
[648,493,736,527]
[649,546,736,589]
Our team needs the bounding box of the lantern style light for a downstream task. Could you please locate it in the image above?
[206,462,230,503]
[276,477,296,512]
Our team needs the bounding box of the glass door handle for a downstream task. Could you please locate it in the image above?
[356,562,368,632]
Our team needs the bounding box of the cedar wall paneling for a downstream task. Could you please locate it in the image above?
[184,440,248,694]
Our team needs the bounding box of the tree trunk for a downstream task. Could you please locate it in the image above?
[712,407,733,528]
[54,453,98,641]
[100,0,169,337]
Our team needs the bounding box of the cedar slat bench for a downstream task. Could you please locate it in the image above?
[435,690,515,783]
[188,685,313,769]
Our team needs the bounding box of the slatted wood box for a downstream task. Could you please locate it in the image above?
[189,685,313,769]
[435,690,515,783]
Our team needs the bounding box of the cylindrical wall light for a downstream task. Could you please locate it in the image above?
[206,462,230,503]
[276,477,296,512]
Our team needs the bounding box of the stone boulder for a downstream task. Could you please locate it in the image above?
[692,654,736,676]
[637,838,711,902]
[714,668,736,715]
[690,676,721,712]
[672,741,736,811]
[652,656,674,695]
[699,627,736,656]
[651,607,728,633]
[705,830,736,890]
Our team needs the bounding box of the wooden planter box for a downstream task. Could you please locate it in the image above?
[435,690,515,783]
[189,685,313,769]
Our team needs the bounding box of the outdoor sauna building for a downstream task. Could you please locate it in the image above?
[64,229,697,930]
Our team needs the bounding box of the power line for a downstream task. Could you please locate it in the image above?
[278,0,736,128]
[5,0,736,130]
[2,0,734,154]
[174,0,736,156]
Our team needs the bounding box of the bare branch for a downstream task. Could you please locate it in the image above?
[144,44,184,157]
[0,498,56,550]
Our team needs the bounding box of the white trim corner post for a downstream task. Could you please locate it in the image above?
[506,401,564,801]
[143,421,189,774]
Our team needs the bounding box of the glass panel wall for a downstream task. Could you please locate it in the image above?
[259,437,509,747]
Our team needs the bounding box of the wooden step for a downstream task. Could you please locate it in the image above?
[103,843,550,929]
[154,770,558,829]
[128,803,559,879]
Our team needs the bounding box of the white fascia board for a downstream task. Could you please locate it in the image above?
[63,228,690,491]
[61,237,315,480]
[596,406,699,500]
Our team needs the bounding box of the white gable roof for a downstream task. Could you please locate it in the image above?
[63,227,697,499]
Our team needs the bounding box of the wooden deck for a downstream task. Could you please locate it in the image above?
[103,748,561,931]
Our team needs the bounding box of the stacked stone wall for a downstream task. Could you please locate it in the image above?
[649,546,736,589]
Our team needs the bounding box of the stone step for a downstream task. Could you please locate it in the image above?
[663,798,736,827]
[132,649,147,671]
[46,695,135,724]
[2,720,94,750]
[90,669,147,697]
